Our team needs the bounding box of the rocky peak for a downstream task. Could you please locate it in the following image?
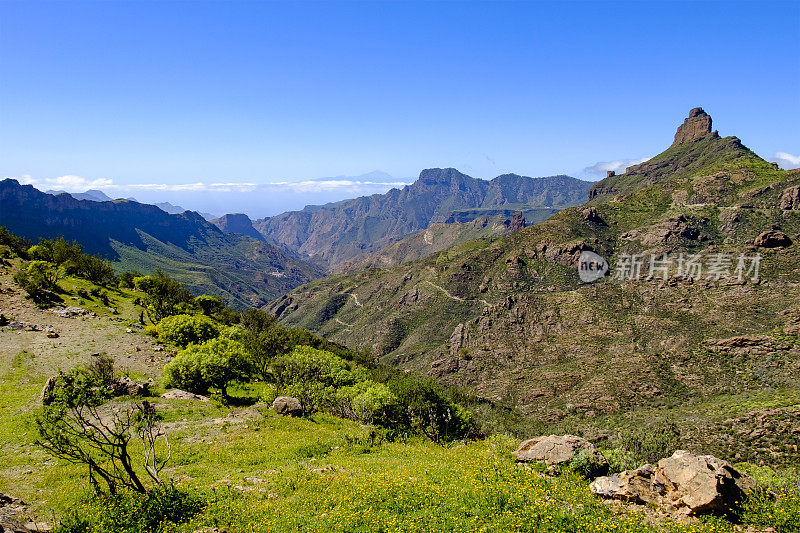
[673,107,718,146]
[507,211,526,233]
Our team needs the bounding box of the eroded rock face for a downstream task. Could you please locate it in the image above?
[272,396,303,416]
[590,450,755,515]
[780,185,800,210]
[512,435,607,467]
[673,107,717,146]
[507,212,526,233]
[754,230,792,248]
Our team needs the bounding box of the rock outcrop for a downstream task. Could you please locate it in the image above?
[754,230,792,248]
[673,107,718,146]
[780,185,800,210]
[512,435,608,468]
[590,450,755,516]
[272,396,303,416]
[507,212,526,233]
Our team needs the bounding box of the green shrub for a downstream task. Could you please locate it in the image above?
[272,346,355,390]
[163,337,250,399]
[63,254,116,285]
[117,270,141,289]
[133,271,195,323]
[54,485,204,533]
[28,237,82,265]
[567,449,609,479]
[14,260,61,301]
[615,424,681,470]
[0,226,31,257]
[154,314,220,348]
[195,294,224,316]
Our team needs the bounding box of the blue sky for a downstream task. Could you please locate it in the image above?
[1,0,798,217]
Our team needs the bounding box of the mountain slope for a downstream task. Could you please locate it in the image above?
[270,109,800,460]
[252,170,592,269]
[0,180,323,306]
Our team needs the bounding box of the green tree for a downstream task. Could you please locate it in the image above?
[243,326,291,382]
[154,314,220,348]
[163,337,250,400]
[133,271,195,323]
[195,294,224,317]
[14,260,61,301]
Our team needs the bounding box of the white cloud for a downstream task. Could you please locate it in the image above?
[772,152,800,170]
[583,157,651,177]
[267,179,410,193]
[6,174,410,195]
[9,174,113,192]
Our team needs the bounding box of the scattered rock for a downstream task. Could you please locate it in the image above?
[5,321,24,330]
[512,435,608,468]
[106,376,149,397]
[590,450,756,516]
[272,396,303,416]
[754,230,792,248]
[51,306,95,318]
[161,389,210,402]
[0,493,32,533]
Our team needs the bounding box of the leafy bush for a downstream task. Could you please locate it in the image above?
[154,314,220,348]
[28,236,83,265]
[118,270,142,289]
[163,337,250,399]
[14,260,61,301]
[333,380,399,424]
[133,271,196,323]
[614,424,681,471]
[195,294,224,316]
[272,346,355,390]
[567,449,609,479]
[0,226,31,257]
[54,485,204,533]
[63,254,116,285]
[243,326,291,382]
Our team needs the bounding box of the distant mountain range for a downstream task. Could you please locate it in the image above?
[0,181,322,307]
[209,170,591,269]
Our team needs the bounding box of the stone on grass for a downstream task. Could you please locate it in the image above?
[272,396,303,416]
[512,434,607,468]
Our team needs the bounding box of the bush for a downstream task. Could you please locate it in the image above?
[272,346,355,390]
[195,294,224,316]
[163,337,250,399]
[614,424,681,471]
[14,260,61,301]
[567,449,609,479]
[118,270,142,289]
[28,237,83,265]
[334,380,399,424]
[63,254,116,285]
[133,271,196,323]
[0,226,31,257]
[54,485,204,533]
[154,314,220,348]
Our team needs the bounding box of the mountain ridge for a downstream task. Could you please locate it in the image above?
[0,180,323,306]
[250,170,593,269]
